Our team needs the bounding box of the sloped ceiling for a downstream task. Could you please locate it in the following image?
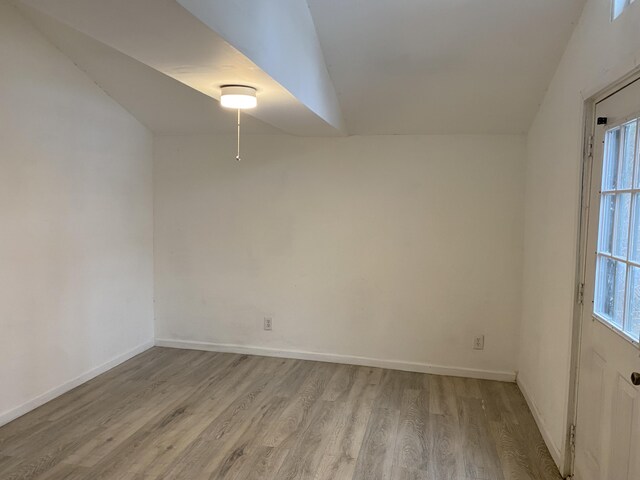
[18,0,345,136]
[18,4,280,136]
[17,0,586,136]
[177,0,345,134]
[307,0,586,134]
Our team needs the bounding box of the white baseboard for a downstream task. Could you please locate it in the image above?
[517,374,564,471]
[0,340,154,428]
[155,338,516,382]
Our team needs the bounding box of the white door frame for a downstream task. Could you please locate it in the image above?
[567,67,640,478]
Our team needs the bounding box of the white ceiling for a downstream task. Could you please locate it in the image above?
[307,0,586,134]
[18,5,280,135]
[176,0,346,134]
[18,0,343,136]
[17,0,586,136]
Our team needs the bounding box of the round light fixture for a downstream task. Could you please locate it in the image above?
[220,85,257,109]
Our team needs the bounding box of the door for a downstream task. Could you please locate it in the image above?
[574,77,640,480]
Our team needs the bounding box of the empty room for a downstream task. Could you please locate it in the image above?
[1,0,640,479]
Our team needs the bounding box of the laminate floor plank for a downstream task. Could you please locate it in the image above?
[30,462,90,480]
[154,358,301,478]
[0,455,25,476]
[499,385,562,480]
[204,396,289,480]
[321,364,357,402]
[324,366,379,460]
[489,419,539,480]
[0,347,561,479]
[458,397,505,480]
[428,375,458,417]
[427,413,464,479]
[392,389,431,472]
[92,359,280,479]
[275,400,341,480]
[352,406,401,480]
[262,362,336,449]
[230,446,290,480]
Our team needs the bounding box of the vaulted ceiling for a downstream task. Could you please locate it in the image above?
[307,0,586,134]
[15,0,586,136]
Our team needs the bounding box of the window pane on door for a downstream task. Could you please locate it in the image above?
[594,117,640,341]
[618,121,636,189]
[599,194,616,254]
[595,256,627,328]
[602,127,621,191]
[625,266,640,339]
[612,193,631,259]
[630,194,640,263]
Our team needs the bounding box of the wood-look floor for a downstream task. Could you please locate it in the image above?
[0,347,561,479]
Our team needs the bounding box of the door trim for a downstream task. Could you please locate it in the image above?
[567,67,640,478]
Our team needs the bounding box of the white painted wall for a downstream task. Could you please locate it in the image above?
[0,2,154,424]
[154,134,525,379]
[518,0,640,470]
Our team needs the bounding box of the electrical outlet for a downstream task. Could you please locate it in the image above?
[473,335,484,350]
[264,317,272,331]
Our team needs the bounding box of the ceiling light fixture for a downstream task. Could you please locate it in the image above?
[220,85,257,109]
[220,85,257,162]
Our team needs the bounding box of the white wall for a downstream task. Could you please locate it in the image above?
[154,134,525,379]
[0,2,154,424]
[518,0,640,470]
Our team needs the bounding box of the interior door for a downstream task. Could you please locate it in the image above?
[574,78,640,480]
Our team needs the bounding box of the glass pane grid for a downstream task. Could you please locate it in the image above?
[595,117,640,342]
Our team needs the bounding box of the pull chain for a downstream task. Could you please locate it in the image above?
[236,109,241,161]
